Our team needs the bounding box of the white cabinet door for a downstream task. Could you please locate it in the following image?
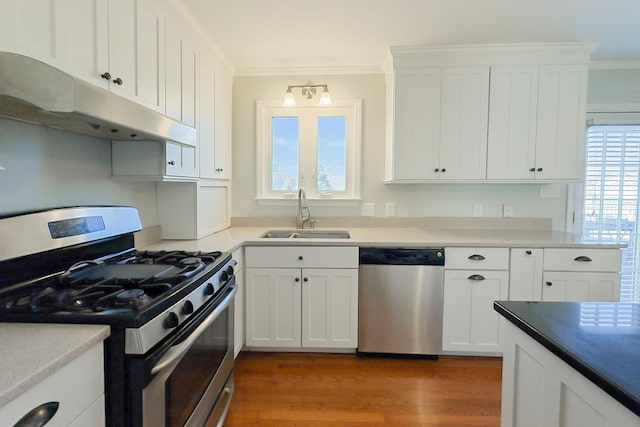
[534,65,588,180]
[542,272,621,302]
[442,270,509,353]
[391,68,442,180]
[0,0,59,66]
[55,0,109,89]
[198,56,217,179]
[487,66,539,180]
[245,268,301,347]
[214,72,232,179]
[439,66,489,180]
[509,248,544,301]
[302,268,358,348]
[108,0,165,112]
[165,15,197,127]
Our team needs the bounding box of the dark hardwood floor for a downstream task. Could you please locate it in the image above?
[215,352,502,426]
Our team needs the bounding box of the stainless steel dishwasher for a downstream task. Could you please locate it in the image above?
[358,247,445,356]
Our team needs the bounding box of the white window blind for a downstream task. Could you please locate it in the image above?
[582,125,640,302]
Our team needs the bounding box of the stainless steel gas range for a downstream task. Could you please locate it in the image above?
[0,206,236,427]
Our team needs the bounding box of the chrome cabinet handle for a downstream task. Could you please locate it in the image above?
[468,274,486,281]
[574,256,592,262]
[13,402,59,427]
[468,254,486,261]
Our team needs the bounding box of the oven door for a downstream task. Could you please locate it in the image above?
[129,281,236,427]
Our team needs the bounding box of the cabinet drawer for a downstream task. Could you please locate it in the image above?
[0,343,104,426]
[445,247,509,270]
[246,246,358,268]
[543,249,621,272]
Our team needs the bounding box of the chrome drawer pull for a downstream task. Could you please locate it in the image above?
[574,256,593,262]
[468,274,486,281]
[468,254,486,261]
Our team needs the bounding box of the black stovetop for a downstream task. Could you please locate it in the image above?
[0,249,229,327]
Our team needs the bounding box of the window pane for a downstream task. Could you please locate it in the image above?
[582,125,640,302]
[272,117,299,191]
[317,116,346,191]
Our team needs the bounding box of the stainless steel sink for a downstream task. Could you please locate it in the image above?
[259,230,350,239]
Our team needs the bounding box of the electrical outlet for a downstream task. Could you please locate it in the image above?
[540,184,560,198]
[385,202,396,217]
[362,203,375,217]
[473,204,482,217]
[503,203,514,218]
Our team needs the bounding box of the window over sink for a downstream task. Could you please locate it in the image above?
[256,99,362,203]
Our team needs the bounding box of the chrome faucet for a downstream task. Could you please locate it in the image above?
[296,187,313,229]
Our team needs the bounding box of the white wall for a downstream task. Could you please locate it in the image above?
[0,118,157,227]
[231,74,569,229]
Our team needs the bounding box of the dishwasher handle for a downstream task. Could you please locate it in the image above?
[359,248,445,265]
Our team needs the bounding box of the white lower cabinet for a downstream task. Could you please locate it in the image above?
[509,248,544,301]
[542,272,620,302]
[501,323,638,427]
[442,247,509,354]
[0,342,104,426]
[245,246,358,349]
[542,248,621,302]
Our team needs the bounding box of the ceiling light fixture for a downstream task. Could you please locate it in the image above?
[283,84,332,107]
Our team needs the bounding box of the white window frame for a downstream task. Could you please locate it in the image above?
[256,99,362,204]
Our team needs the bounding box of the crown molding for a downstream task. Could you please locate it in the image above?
[234,65,384,77]
[589,60,640,70]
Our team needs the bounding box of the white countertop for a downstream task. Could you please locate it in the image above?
[140,226,626,253]
[0,324,110,407]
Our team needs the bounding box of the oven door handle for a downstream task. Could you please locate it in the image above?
[151,285,237,376]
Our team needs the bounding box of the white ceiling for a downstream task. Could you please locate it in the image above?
[176,0,640,73]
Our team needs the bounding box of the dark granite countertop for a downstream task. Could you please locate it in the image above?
[494,300,640,417]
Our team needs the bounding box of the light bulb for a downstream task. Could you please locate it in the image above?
[283,88,296,107]
[319,87,332,106]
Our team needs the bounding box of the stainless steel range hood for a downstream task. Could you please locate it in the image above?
[0,52,196,144]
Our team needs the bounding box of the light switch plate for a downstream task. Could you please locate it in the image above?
[385,202,396,217]
[362,203,375,217]
[503,203,514,217]
[473,204,482,217]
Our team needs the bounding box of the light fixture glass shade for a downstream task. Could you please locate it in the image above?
[319,87,332,106]
[283,88,296,107]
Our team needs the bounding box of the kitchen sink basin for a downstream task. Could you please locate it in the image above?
[259,230,350,239]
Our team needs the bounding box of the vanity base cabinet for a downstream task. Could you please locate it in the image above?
[501,323,638,427]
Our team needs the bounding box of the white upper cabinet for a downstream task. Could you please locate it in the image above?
[165,13,197,127]
[392,68,441,180]
[199,54,232,180]
[386,43,595,183]
[439,67,489,180]
[487,64,588,180]
[487,66,539,180]
[534,65,588,180]
[0,0,165,112]
[107,0,165,112]
[389,66,488,181]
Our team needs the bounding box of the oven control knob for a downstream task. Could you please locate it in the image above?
[220,271,229,282]
[204,283,215,296]
[164,312,179,329]
[225,265,235,276]
[182,300,194,315]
